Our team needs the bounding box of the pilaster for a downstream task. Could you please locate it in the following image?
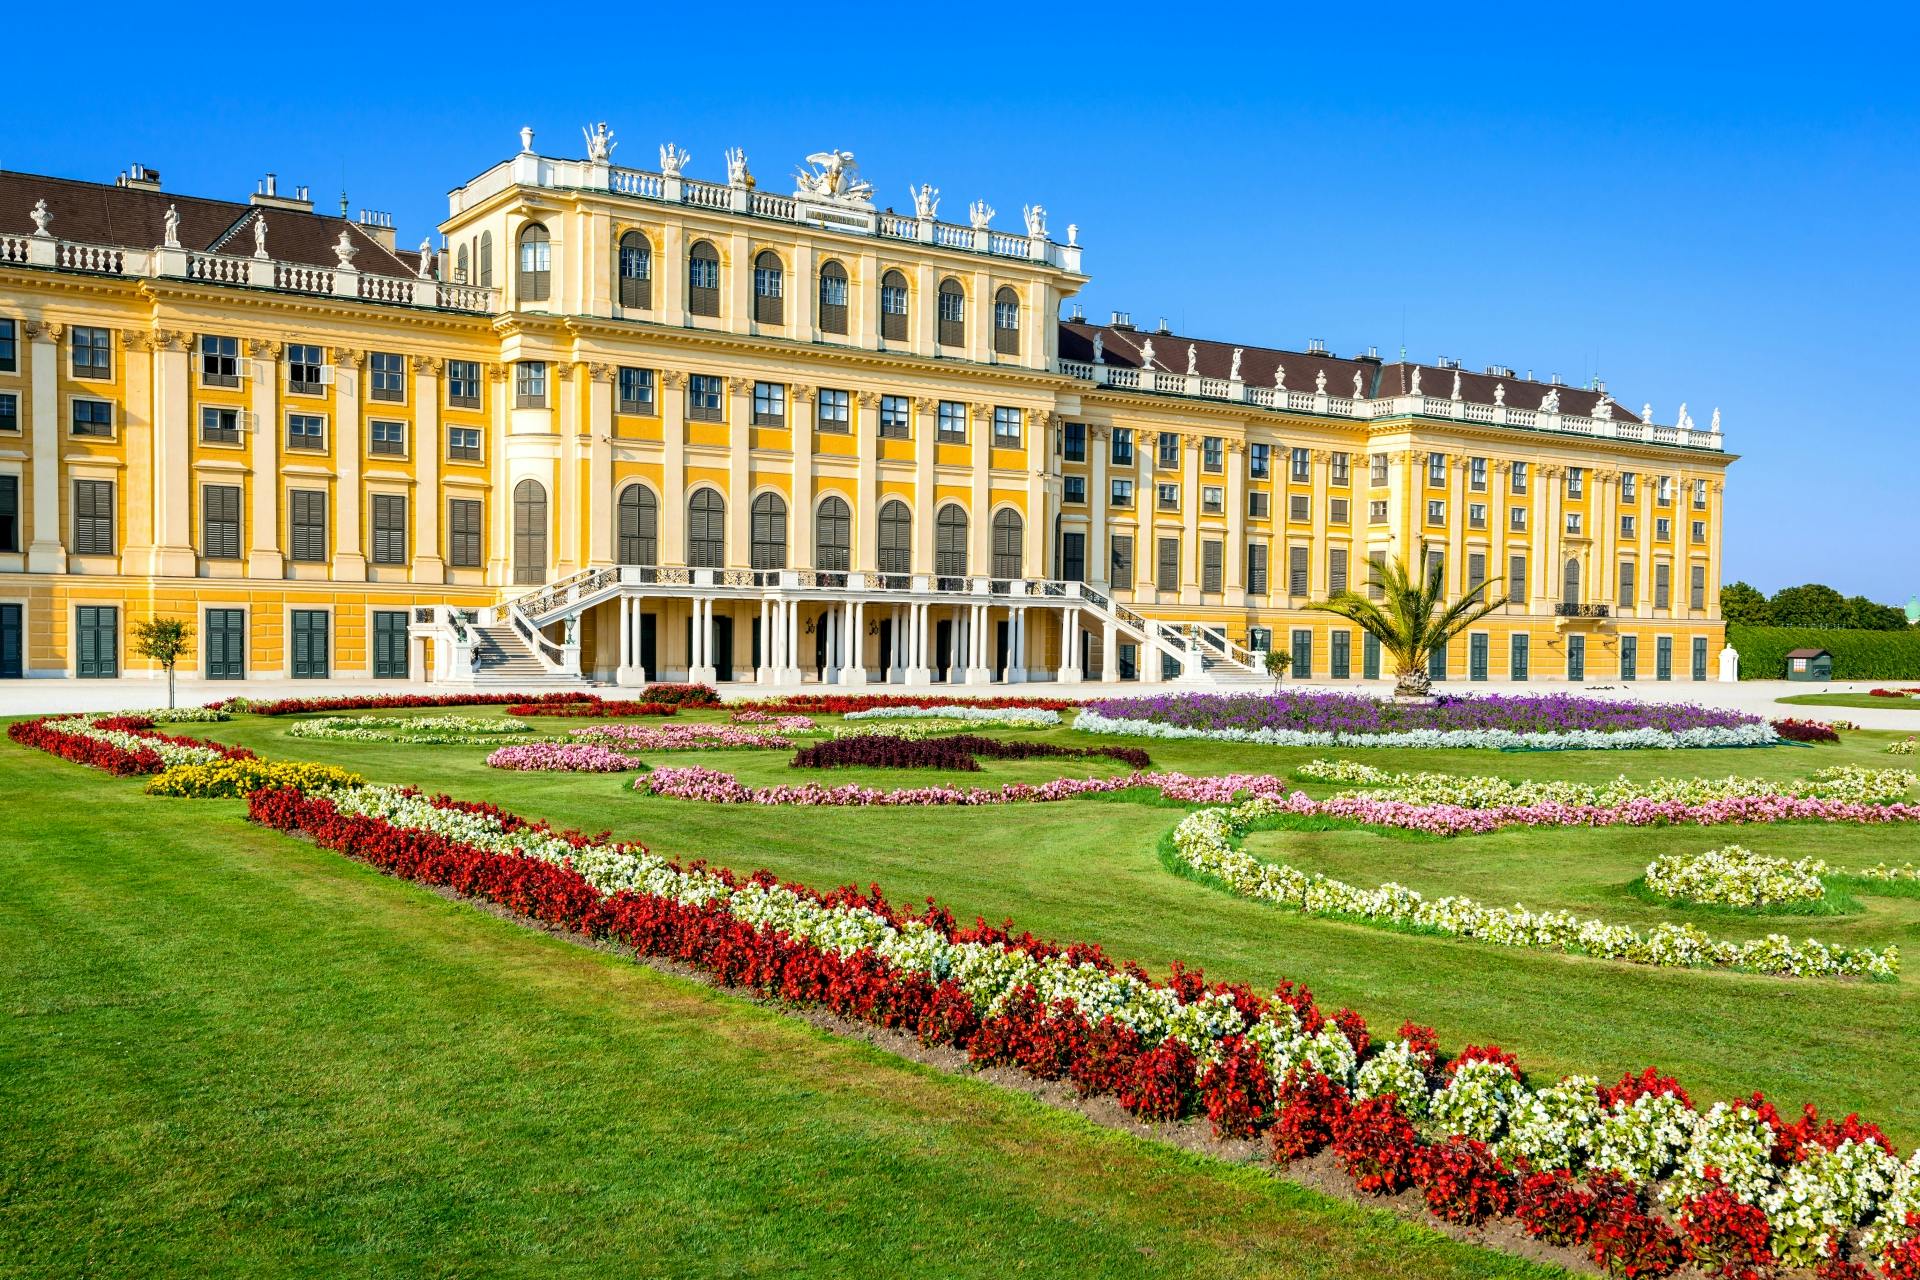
[555,362,580,575]
[586,363,615,567]
[790,384,815,571]
[150,329,196,576]
[660,370,688,562]
[331,347,366,579]
[24,321,65,572]
[247,339,285,576]
[855,391,879,571]
[412,355,444,581]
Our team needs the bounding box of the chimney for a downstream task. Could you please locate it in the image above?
[116,163,163,191]
[1155,316,1171,334]
[357,208,397,251]
[1109,309,1133,330]
[251,173,315,212]
[1307,338,1328,355]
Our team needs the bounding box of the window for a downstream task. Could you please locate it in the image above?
[0,392,16,433]
[1510,506,1527,532]
[1247,542,1268,594]
[1428,642,1447,684]
[879,395,910,439]
[1060,531,1085,582]
[618,231,652,309]
[878,500,911,573]
[448,498,483,567]
[1155,536,1179,591]
[478,231,494,288]
[1511,633,1529,681]
[75,605,119,678]
[618,367,655,414]
[447,358,480,407]
[1202,436,1224,472]
[815,495,851,571]
[1110,534,1133,588]
[749,492,788,570]
[368,352,406,402]
[1292,447,1311,482]
[1655,562,1671,609]
[515,361,547,408]
[992,287,1020,356]
[1331,629,1351,679]
[1691,520,1706,543]
[1370,453,1388,486]
[1159,433,1181,469]
[688,241,720,316]
[1621,514,1637,537]
[1690,564,1707,610]
[1201,540,1223,593]
[1062,421,1086,461]
[936,400,966,443]
[1468,502,1486,529]
[200,406,240,445]
[1566,466,1584,498]
[1289,494,1309,522]
[1621,472,1637,502]
[71,326,111,378]
[1657,475,1674,505]
[1427,452,1446,486]
[935,506,968,576]
[290,609,329,680]
[1510,461,1528,494]
[817,388,850,432]
[687,374,723,422]
[1692,479,1708,509]
[992,406,1021,447]
[1620,635,1638,681]
[1427,499,1445,525]
[0,318,14,371]
[879,270,909,341]
[1693,635,1709,681]
[1292,628,1313,680]
[1248,491,1269,519]
[687,489,724,567]
[289,489,327,562]
[514,480,548,583]
[1368,499,1388,523]
[70,399,113,437]
[752,381,787,427]
[1063,476,1086,504]
[1469,457,1487,490]
[753,251,784,325]
[1331,452,1350,485]
[287,413,325,451]
[371,493,407,564]
[199,334,240,387]
[1329,547,1349,594]
[448,427,482,461]
[616,486,657,566]
[1288,545,1309,596]
[1467,552,1486,595]
[1656,517,1672,541]
[517,223,551,302]
[817,261,849,334]
[1509,554,1527,604]
[1111,428,1134,466]
[1202,485,1223,514]
[370,420,405,456]
[1424,547,1446,587]
[1369,551,1387,600]
[0,475,20,551]
[1156,482,1179,511]
[1565,511,1583,535]
[1110,478,1133,507]
[990,509,1024,579]
[936,279,965,346]
[1250,442,1270,478]
[1619,561,1637,607]
[1562,556,1581,603]
[201,484,241,559]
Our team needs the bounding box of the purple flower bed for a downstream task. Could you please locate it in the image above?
[790,733,1150,772]
[1084,690,1761,736]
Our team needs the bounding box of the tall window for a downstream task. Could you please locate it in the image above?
[1562,556,1581,603]
[289,489,327,562]
[369,352,406,402]
[1292,447,1311,481]
[879,395,910,439]
[934,505,968,576]
[71,326,112,378]
[371,493,407,564]
[879,270,909,341]
[1370,453,1389,486]
[448,498,483,567]
[1062,422,1086,461]
[990,509,1023,579]
[1161,434,1181,468]
[478,230,494,288]
[753,251,784,324]
[0,318,15,372]
[818,261,849,334]
[515,361,547,408]
[70,480,114,555]
[1508,554,1527,605]
[1156,537,1180,591]
[752,381,786,427]
[1201,539,1223,593]
[1510,461,1528,494]
[1690,564,1707,610]
[617,485,657,565]
[1427,452,1446,486]
[815,495,851,571]
[1289,546,1309,595]
[1247,542,1268,594]
[687,488,724,567]
[199,334,240,387]
[0,475,17,553]
[1110,534,1133,589]
[1619,561,1637,608]
[936,279,965,347]
[455,243,470,285]
[992,287,1020,356]
[749,492,787,569]
[1202,436,1224,471]
[1250,442,1270,478]
[877,500,911,573]
[1111,428,1133,466]
[688,241,720,317]
[517,223,551,302]
[512,479,547,584]
[618,231,652,308]
[1655,562,1672,609]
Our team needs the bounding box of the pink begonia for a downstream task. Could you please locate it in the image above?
[728,709,817,732]
[570,723,795,751]
[486,742,645,772]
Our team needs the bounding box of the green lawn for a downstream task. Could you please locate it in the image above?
[1777,690,1920,711]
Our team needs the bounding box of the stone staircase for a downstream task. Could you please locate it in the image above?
[465,623,586,689]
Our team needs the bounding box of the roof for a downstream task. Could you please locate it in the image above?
[1058,319,1636,422]
[1785,648,1831,658]
[0,170,418,278]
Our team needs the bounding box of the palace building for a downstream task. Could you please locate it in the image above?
[0,128,1732,688]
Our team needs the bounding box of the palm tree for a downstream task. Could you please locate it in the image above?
[1307,548,1504,698]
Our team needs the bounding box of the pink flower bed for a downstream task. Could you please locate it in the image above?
[486,742,646,772]
[571,723,795,751]
[728,709,817,732]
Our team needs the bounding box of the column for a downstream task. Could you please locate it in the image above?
[119,334,154,570]
[791,386,815,571]
[786,596,802,681]
[1025,412,1050,578]
[855,392,879,572]
[1178,434,1200,601]
[151,330,195,575]
[24,322,64,572]
[555,363,581,575]
[413,356,445,582]
[1059,606,1082,683]
[907,602,930,683]
[1089,425,1110,590]
[913,398,936,572]
[1008,607,1026,683]
[690,596,716,683]
[586,363,614,567]
[969,402,992,575]
[1445,456,1466,599]
[757,597,773,683]
[486,362,512,584]
[725,377,751,566]
[890,604,906,682]
[332,348,366,578]
[247,340,284,576]
[1101,619,1119,683]
[1224,441,1246,600]
[660,371,687,565]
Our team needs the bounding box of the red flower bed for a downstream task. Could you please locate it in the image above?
[5,716,253,776]
[1770,717,1842,744]
[639,683,722,707]
[232,691,592,717]
[788,733,1150,772]
[507,700,679,719]
[748,692,1079,715]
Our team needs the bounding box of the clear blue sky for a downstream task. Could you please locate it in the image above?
[10,3,1916,602]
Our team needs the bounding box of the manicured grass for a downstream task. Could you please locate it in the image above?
[0,740,1562,1279]
[169,707,1920,1147]
[1777,690,1920,711]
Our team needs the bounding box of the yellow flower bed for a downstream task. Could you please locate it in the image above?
[145,757,365,799]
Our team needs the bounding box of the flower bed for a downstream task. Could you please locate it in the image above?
[727,709,817,731]
[126,706,233,723]
[227,692,592,717]
[1644,846,1829,907]
[789,733,1149,773]
[746,692,1077,715]
[570,723,795,751]
[1891,738,1917,757]
[1858,863,1920,884]
[829,719,976,740]
[6,715,253,775]
[236,778,1920,1274]
[146,757,365,798]
[1770,718,1842,744]
[486,742,647,773]
[1079,692,1777,750]
[637,682,722,707]
[287,715,536,745]
[843,704,1062,727]
[1172,798,1896,980]
[507,700,679,719]
[1294,759,1918,808]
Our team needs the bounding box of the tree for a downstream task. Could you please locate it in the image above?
[1844,596,1909,631]
[130,616,193,709]
[1767,583,1853,628]
[1307,548,1504,698]
[1263,647,1292,688]
[1719,581,1771,627]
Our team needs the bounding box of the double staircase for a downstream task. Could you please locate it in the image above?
[466,623,582,687]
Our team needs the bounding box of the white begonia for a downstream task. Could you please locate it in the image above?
[1353,1039,1433,1121]
[845,705,1060,726]
[1645,845,1827,906]
[1501,1075,1603,1173]
[1590,1092,1698,1184]
[1865,1148,1920,1254]
[1074,708,1782,751]
[1426,1058,1525,1144]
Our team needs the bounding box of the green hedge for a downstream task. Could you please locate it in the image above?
[1728,624,1920,680]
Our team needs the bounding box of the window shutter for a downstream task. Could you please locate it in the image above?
[1156,536,1179,591]
[448,499,482,568]
[1289,545,1308,596]
[1246,543,1267,595]
[204,485,241,559]
[1201,540,1222,593]
[1329,548,1348,595]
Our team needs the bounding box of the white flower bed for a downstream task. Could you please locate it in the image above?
[1170,797,1897,980]
[1073,708,1780,751]
[134,706,233,723]
[1859,862,1920,883]
[287,715,534,745]
[45,716,231,766]
[827,719,977,740]
[1294,759,1916,808]
[1644,846,1828,906]
[845,705,1061,727]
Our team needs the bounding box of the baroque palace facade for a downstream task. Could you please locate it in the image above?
[0,127,1732,687]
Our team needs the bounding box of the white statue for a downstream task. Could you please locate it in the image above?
[968,199,994,230]
[1022,204,1047,238]
[1541,387,1561,414]
[1353,370,1365,398]
[416,238,434,279]
[29,199,51,237]
[1494,381,1506,406]
[795,149,873,202]
[583,122,616,163]
[1314,369,1327,394]
[1091,333,1104,365]
[1642,402,1654,423]
[252,214,269,259]
[1710,406,1721,433]
[1066,223,1079,247]
[1185,343,1198,376]
[910,183,939,219]
[1140,338,1156,369]
[333,227,357,269]
[659,143,689,178]
[1450,370,1462,401]
[724,147,749,187]
[518,125,535,154]
[1410,367,1422,396]
[1273,364,1286,391]
[1229,347,1243,381]
[162,203,180,249]
[1591,394,1613,421]
[1676,402,1694,431]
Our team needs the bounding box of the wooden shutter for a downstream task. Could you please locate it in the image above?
[73,480,114,555]
[1466,553,1485,595]
[290,489,327,563]
[750,494,787,570]
[513,480,548,584]
[0,475,17,553]
[1508,554,1526,603]
[1246,543,1267,595]
[1329,548,1348,595]
[935,508,967,577]
[815,497,850,572]
[877,501,910,574]
[1156,536,1178,591]
[688,489,723,567]
[372,494,407,565]
[448,499,482,567]
[990,511,1022,579]
[1289,545,1308,596]
[1201,540,1222,593]
[1110,535,1132,589]
[1619,561,1635,607]
[618,487,657,565]
[203,484,241,559]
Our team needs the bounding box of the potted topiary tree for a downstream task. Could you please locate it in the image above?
[1307,548,1503,700]
[1263,647,1292,688]
[130,616,193,710]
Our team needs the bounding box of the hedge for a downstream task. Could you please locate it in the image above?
[1728,624,1920,680]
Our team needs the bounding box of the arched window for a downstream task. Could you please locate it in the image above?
[512,479,547,584]
[618,231,652,309]
[687,488,725,567]
[991,509,1024,579]
[688,240,720,317]
[617,484,657,565]
[936,278,965,347]
[1563,556,1581,604]
[935,505,968,577]
[478,230,493,288]
[992,287,1021,356]
[815,495,851,571]
[877,500,911,574]
[516,223,550,303]
[879,269,909,342]
[455,243,471,285]
[753,251,784,325]
[817,260,849,335]
[749,492,788,570]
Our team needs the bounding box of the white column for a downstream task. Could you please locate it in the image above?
[1102,619,1119,683]
[842,599,867,684]
[586,365,614,567]
[1008,607,1027,683]
[1060,606,1082,683]
[413,357,445,582]
[690,596,716,683]
[617,594,641,686]
[889,605,905,682]
[786,597,802,681]
[757,597,772,682]
[25,323,65,572]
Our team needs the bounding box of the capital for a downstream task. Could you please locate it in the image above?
[585,362,615,383]
[25,320,64,344]
[332,348,363,370]
[659,369,687,389]
[249,338,284,360]
[725,375,752,395]
[857,390,880,409]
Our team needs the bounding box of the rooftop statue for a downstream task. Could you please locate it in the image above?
[1023,204,1046,238]
[163,204,180,248]
[583,122,616,163]
[1494,382,1506,406]
[1642,402,1654,423]
[1450,370,1462,400]
[1353,370,1365,398]
[1092,333,1104,365]
[795,149,873,204]
[1410,367,1422,396]
[1273,364,1286,391]
[333,227,357,269]
[1676,402,1694,431]
[725,148,750,187]
[253,214,269,259]
[1592,393,1613,420]
[968,199,994,230]
[1315,369,1327,394]
[910,183,939,219]
[29,198,51,237]
[1185,343,1197,376]
[416,238,434,279]
[1710,406,1721,434]
[1140,338,1156,370]
[659,143,689,178]
[1229,347,1243,381]
[1541,387,1561,413]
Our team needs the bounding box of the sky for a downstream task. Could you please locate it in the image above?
[8,2,1916,602]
